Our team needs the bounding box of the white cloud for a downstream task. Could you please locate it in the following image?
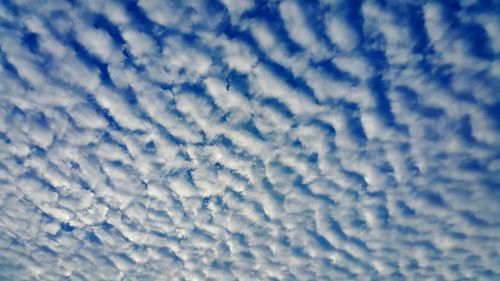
[251,64,323,116]
[325,15,359,52]
[332,55,373,80]
[76,26,122,64]
[70,104,108,129]
[279,0,329,59]
[219,37,257,73]
[123,29,157,58]
[137,0,183,27]
[221,0,254,23]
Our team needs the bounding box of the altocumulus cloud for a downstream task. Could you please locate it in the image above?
[0,0,499,280]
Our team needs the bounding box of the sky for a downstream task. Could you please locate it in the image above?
[0,0,499,280]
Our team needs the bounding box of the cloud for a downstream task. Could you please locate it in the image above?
[221,0,254,23]
[279,0,329,58]
[325,15,360,52]
[0,0,499,280]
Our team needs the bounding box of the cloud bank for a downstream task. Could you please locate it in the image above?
[0,0,499,280]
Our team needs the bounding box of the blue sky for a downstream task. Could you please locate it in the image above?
[0,0,499,280]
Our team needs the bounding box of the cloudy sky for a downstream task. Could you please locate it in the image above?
[0,0,499,280]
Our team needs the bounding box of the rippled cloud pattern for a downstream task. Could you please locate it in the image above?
[1,0,499,280]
